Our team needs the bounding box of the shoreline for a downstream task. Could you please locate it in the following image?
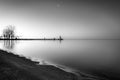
[0,38,63,41]
[0,49,107,80]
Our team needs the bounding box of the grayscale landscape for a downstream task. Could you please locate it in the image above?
[0,0,120,80]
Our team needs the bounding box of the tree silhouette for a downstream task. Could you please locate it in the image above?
[3,25,15,39]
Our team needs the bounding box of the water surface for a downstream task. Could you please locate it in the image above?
[0,40,120,79]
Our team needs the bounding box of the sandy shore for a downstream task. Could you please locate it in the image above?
[0,49,107,80]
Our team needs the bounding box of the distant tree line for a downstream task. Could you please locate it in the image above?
[2,25,17,39]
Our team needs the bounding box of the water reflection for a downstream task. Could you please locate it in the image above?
[3,40,62,50]
[3,40,16,49]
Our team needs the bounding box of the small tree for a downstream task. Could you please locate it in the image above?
[3,25,15,39]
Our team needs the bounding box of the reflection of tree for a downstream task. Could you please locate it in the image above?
[4,40,15,49]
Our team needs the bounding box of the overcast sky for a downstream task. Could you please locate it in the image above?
[0,0,120,39]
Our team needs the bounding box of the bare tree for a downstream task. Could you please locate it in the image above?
[3,25,15,39]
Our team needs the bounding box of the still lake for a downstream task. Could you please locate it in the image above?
[0,40,120,79]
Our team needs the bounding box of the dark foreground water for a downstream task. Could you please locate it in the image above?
[0,40,120,79]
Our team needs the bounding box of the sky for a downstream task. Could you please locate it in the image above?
[0,0,120,39]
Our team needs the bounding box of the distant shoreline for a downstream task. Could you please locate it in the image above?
[0,38,63,40]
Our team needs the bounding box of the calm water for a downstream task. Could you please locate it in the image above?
[0,40,120,79]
